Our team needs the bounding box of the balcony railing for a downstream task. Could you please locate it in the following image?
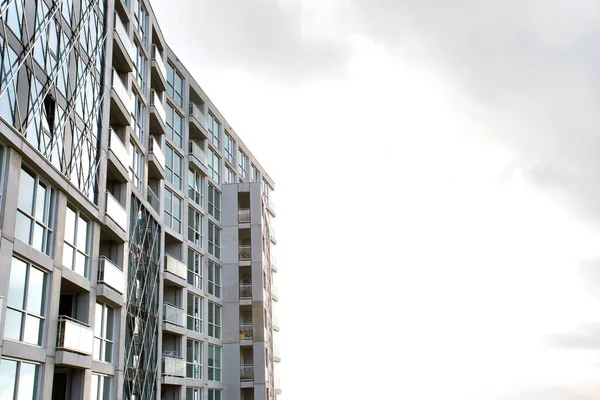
[163,303,185,327]
[109,128,129,170]
[273,316,280,332]
[165,254,186,280]
[189,102,207,129]
[272,286,278,301]
[150,89,166,125]
[238,209,250,223]
[239,284,252,300]
[114,13,136,62]
[274,346,281,363]
[152,44,167,80]
[188,140,207,167]
[239,245,251,261]
[105,191,127,231]
[111,69,134,116]
[275,378,282,394]
[147,186,160,212]
[149,137,165,171]
[240,323,253,340]
[241,364,254,381]
[98,257,125,295]
[270,255,277,269]
[162,353,185,377]
[56,316,94,355]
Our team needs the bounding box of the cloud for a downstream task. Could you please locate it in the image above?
[502,385,600,400]
[548,322,600,351]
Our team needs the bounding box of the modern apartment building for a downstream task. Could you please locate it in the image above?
[0,0,280,399]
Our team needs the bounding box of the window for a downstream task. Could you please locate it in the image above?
[133,93,145,142]
[132,0,149,46]
[165,145,183,190]
[94,302,114,363]
[166,103,184,148]
[208,260,221,298]
[208,150,220,183]
[188,206,202,247]
[187,388,203,400]
[208,222,221,259]
[129,143,144,192]
[187,249,203,290]
[0,358,39,400]
[224,133,235,164]
[91,374,111,400]
[207,114,220,148]
[208,345,222,382]
[0,37,19,127]
[4,0,24,38]
[187,293,202,333]
[208,390,222,400]
[167,63,184,107]
[251,164,259,182]
[16,169,55,255]
[5,258,46,346]
[134,44,147,92]
[208,302,222,339]
[164,189,182,233]
[63,206,91,278]
[186,339,202,379]
[188,168,203,206]
[207,185,221,221]
[224,167,235,184]
[238,150,249,180]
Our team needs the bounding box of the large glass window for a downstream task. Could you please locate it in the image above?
[16,169,54,255]
[207,114,220,148]
[224,133,235,164]
[208,390,222,400]
[238,150,249,180]
[188,206,202,248]
[167,64,184,107]
[186,339,202,379]
[187,249,203,290]
[187,293,202,333]
[132,0,149,46]
[93,302,114,363]
[187,388,203,400]
[129,143,144,192]
[208,261,221,298]
[208,150,220,184]
[208,222,221,259]
[251,164,259,182]
[208,345,222,382]
[0,358,39,400]
[133,94,145,142]
[134,44,147,92]
[0,37,19,127]
[207,185,220,221]
[166,103,184,148]
[188,168,203,206]
[63,206,91,278]
[208,302,222,339]
[90,373,111,400]
[5,258,46,346]
[164,189,182,233]
[4,0,24,39]
[165,145,183,190]
[224,167,235,184]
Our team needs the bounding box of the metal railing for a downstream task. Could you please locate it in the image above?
[98,257,125,295]
[239,245,251,261]
[240,322,253,340]
[163,303,185,326]
[149,137,165,171]
[56,316,94,355]
[162,353,185,377]
[105,191,128,231]
[239,284,252,300]
[189,140,208,167]
[147,186,160,212]
[152,44,167,79]
[238,209,250,223]
[241,364,254,381]
[165,254,187,279]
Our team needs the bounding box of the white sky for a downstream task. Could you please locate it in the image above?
[152,1,600,398]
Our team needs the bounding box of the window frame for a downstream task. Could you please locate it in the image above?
[167,63,184,107]
[0,357,40,399]
[188,206,203,248]
[224,132,235,164]
[238,150,249,180]
[187,248,203,290]
[186,338,203,379]
[62,205,91,279]
[129,142,144,192]
[208,301,222,339]
[208,149,221,183]
[164,188,182,233]
[208,222,221,259]
[208,113,220,149]
[208,345,222,382]
[207,184,221,221]
[93,302,114,363]
[165,145,183,190]
[166,102,184,148]
[208,260,221,298]
[187,293,203,333]
[188,168,203,206]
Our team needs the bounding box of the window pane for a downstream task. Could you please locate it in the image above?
[18,170,35,213]
[26,267,44,315]
[35,184,46,220]
[4,309,22,340]
[62,244,74,270]
[8,258,27,308]
[0,359,17,399]
[18,362,37,400]
[77,216,88,251]
[15,212,32,244]
[64,207,76,243]
[23,315,41,345]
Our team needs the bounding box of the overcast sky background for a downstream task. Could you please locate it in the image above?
[152,1,600,399]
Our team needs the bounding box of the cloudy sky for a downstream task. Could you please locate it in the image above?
[152,1,600,399]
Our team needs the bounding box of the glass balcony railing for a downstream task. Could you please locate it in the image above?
[150,89,166,125]
[152,44,167,80]
[149,137,165,171]
[239,283,252,300]
[109,128,129,169]
[105,191,127,231]
[273,315,280,331]
[240,322,253,340]
[188,141,207,167]
[165,254,186,280]
[241,364,254,381]
[111,69,134,116]
[189,102,207,129]
[147,186,160,212]
[238,209,250,223]
[162,353,185,377]
[163,303,185,327]
[56,316,94,356]
[98,257,125,295]
[114,13,136,62]
[239,245,251,261]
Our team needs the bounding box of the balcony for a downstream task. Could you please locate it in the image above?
[56,316,94,356]
[239,209,251,224]
[111,69,133,125]
[241,365,254,382]
[113,13,135,71]
[105,191,127,232]
[240,322,253,341]
[165,254,187,283]
[162,353,185,378]
[274,347,281,363]
[270,255,278,273]
[151,44,167,91]
[98,257,125,295]
[188,141,208,173]
[264,195,275,215]
[239,245,251,262]
[239,284,252,300]
[147,186,160,213]
[189,102,208,139]
[108,128,129,174]
[149,89,166,135]
[273,316,280,332]
[275,378,282,395]
[271,286,278,302]
[148,137,165,178]
[163,303,185,327]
